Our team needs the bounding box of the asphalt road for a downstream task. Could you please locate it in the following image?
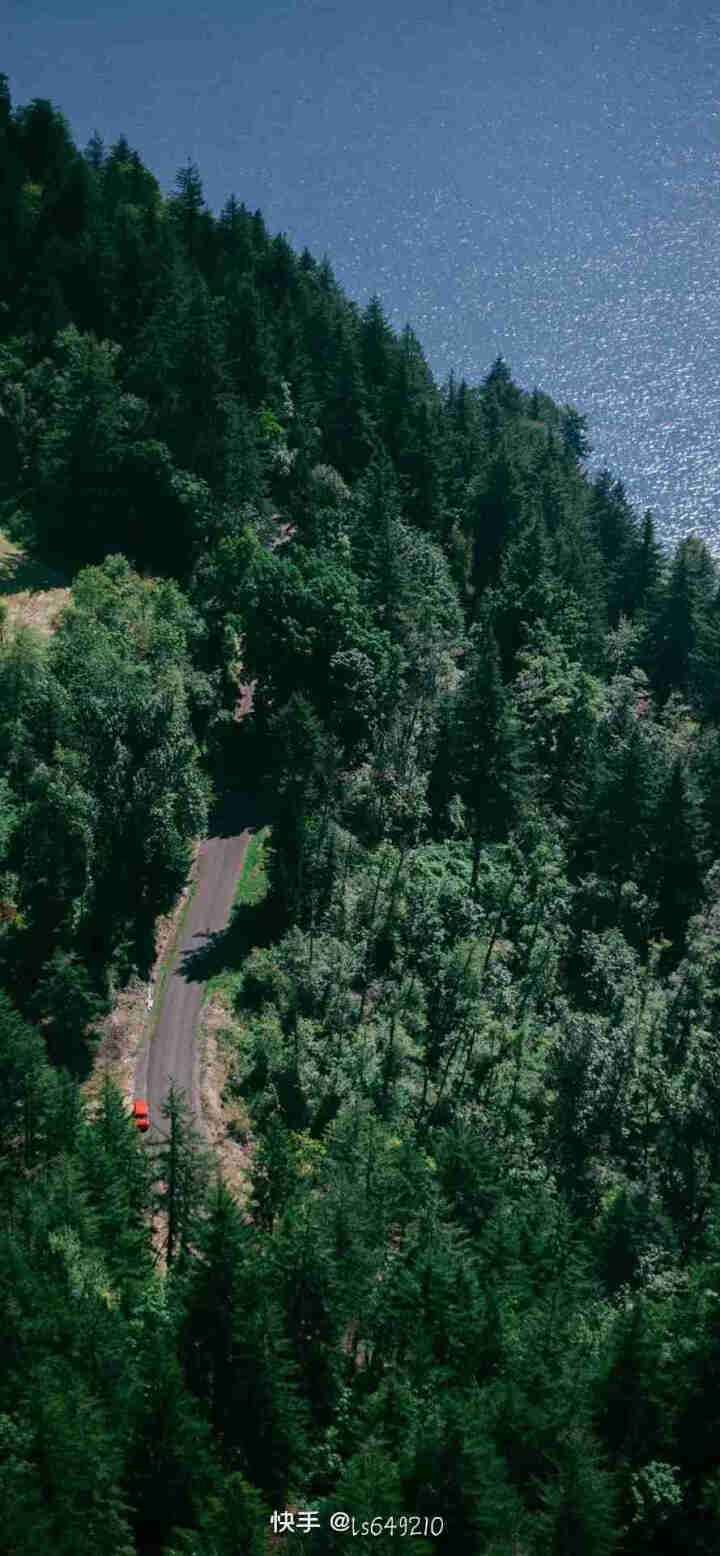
[134,791,261,1143]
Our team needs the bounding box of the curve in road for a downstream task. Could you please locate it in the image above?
[134,790,261,1141]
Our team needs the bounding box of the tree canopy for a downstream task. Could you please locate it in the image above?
[3,76,720,1556]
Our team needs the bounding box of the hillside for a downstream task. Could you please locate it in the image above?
[2,77,720,1556]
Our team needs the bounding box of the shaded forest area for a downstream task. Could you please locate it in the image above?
[4,79,720,1553]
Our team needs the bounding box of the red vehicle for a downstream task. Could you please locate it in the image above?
[132,1100,150,1133]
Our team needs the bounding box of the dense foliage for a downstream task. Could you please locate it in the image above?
[3,78,720,1552]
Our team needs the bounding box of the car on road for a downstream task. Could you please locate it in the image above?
[132,1100,150,1132]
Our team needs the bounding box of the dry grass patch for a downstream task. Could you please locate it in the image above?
[198,989,255,1204]
[0,532,71,637]
[82,975,147,1115]
[2,586,72,637]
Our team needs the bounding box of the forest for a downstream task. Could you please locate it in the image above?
[3,78,720,1554]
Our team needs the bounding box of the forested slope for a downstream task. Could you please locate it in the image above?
[3,78,720,1553]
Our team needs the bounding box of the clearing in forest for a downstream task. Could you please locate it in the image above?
[0,532,71,636]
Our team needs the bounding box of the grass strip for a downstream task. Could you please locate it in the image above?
[231,825,270,911]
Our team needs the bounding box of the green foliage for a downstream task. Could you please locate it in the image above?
[49,555,210,965]
[0,988,60,1164]
[644,534,718,707]
[432,606,522,881]
[181,1179,307,1499]
[4,74,720,1556]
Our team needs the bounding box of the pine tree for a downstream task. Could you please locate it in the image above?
[359,295,395,427]
[481,355,523,440]
[533,1425,618,1556]
[181,1179,307,1501]
[440,607,521,890]
[0,989,58,1167]
[221,274,277,406]
[217,194,255,275]
[560,403,592,462]
[154,1082,209,1269]
[83,130,105,173]
[689,581,720,720]
[169,160,215,273]
[264,694,342,924]
[573,713,659,917]
[404,1388,528,1553]
[320,318,377,481]
[597,1296,675,1523]
[645,535,717,705]
[466,441,525,609]
[649,759,702,955]
[630,509,664,617]
[77,1078,154,1292]
[587,470,639,624]
[126,1317,218,1551]
[491,513,556,675]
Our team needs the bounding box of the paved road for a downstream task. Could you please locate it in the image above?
[135,791,261,1141]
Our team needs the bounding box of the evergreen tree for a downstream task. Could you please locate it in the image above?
[645,534,717,705]
[0,989,58,1167]
[587,470,639,624]
[630,509,665,617]
[221,274,277,406]
[168,160,215,274]
[182,1179,307,1501]
[319,317,377,481]
[560,403,592,462]
[491,512,556,675]
[465,440,526,609]
[154,1082,209,1269]
[83,129,105,172]
[77,1078,154,1293]
[481,355,523,439]
[436,607,521,889]
[359,294,396,424]
[649,759,702,954]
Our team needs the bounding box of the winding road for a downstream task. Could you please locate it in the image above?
[134,791,261,1141]
[134,521,289,1142]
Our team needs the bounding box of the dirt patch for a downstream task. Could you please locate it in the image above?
[2,586,72,637]
[198,989,255,1204]
[82,975,147,1115]
[0,532,71,638]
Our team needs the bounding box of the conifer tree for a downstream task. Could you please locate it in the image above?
[560,402,592,461]
[587,470,639,624]
[169,160,214,274]
[466,441,526,608]
[319,318,377,481]
[0,989,58,1167]
[439,606,520,890]
[630,509,664,617]
[481,355,523,439]
[491,512,556,674]
[649,759,702,955]
[154,1082,209,1270]
[182,1178,307,1501]
[359,294,395,427]
[645,534,717,705]
[77,1078,153,1291]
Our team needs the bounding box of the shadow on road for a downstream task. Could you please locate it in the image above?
[207,788,264,838]
[178,891,279,984]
